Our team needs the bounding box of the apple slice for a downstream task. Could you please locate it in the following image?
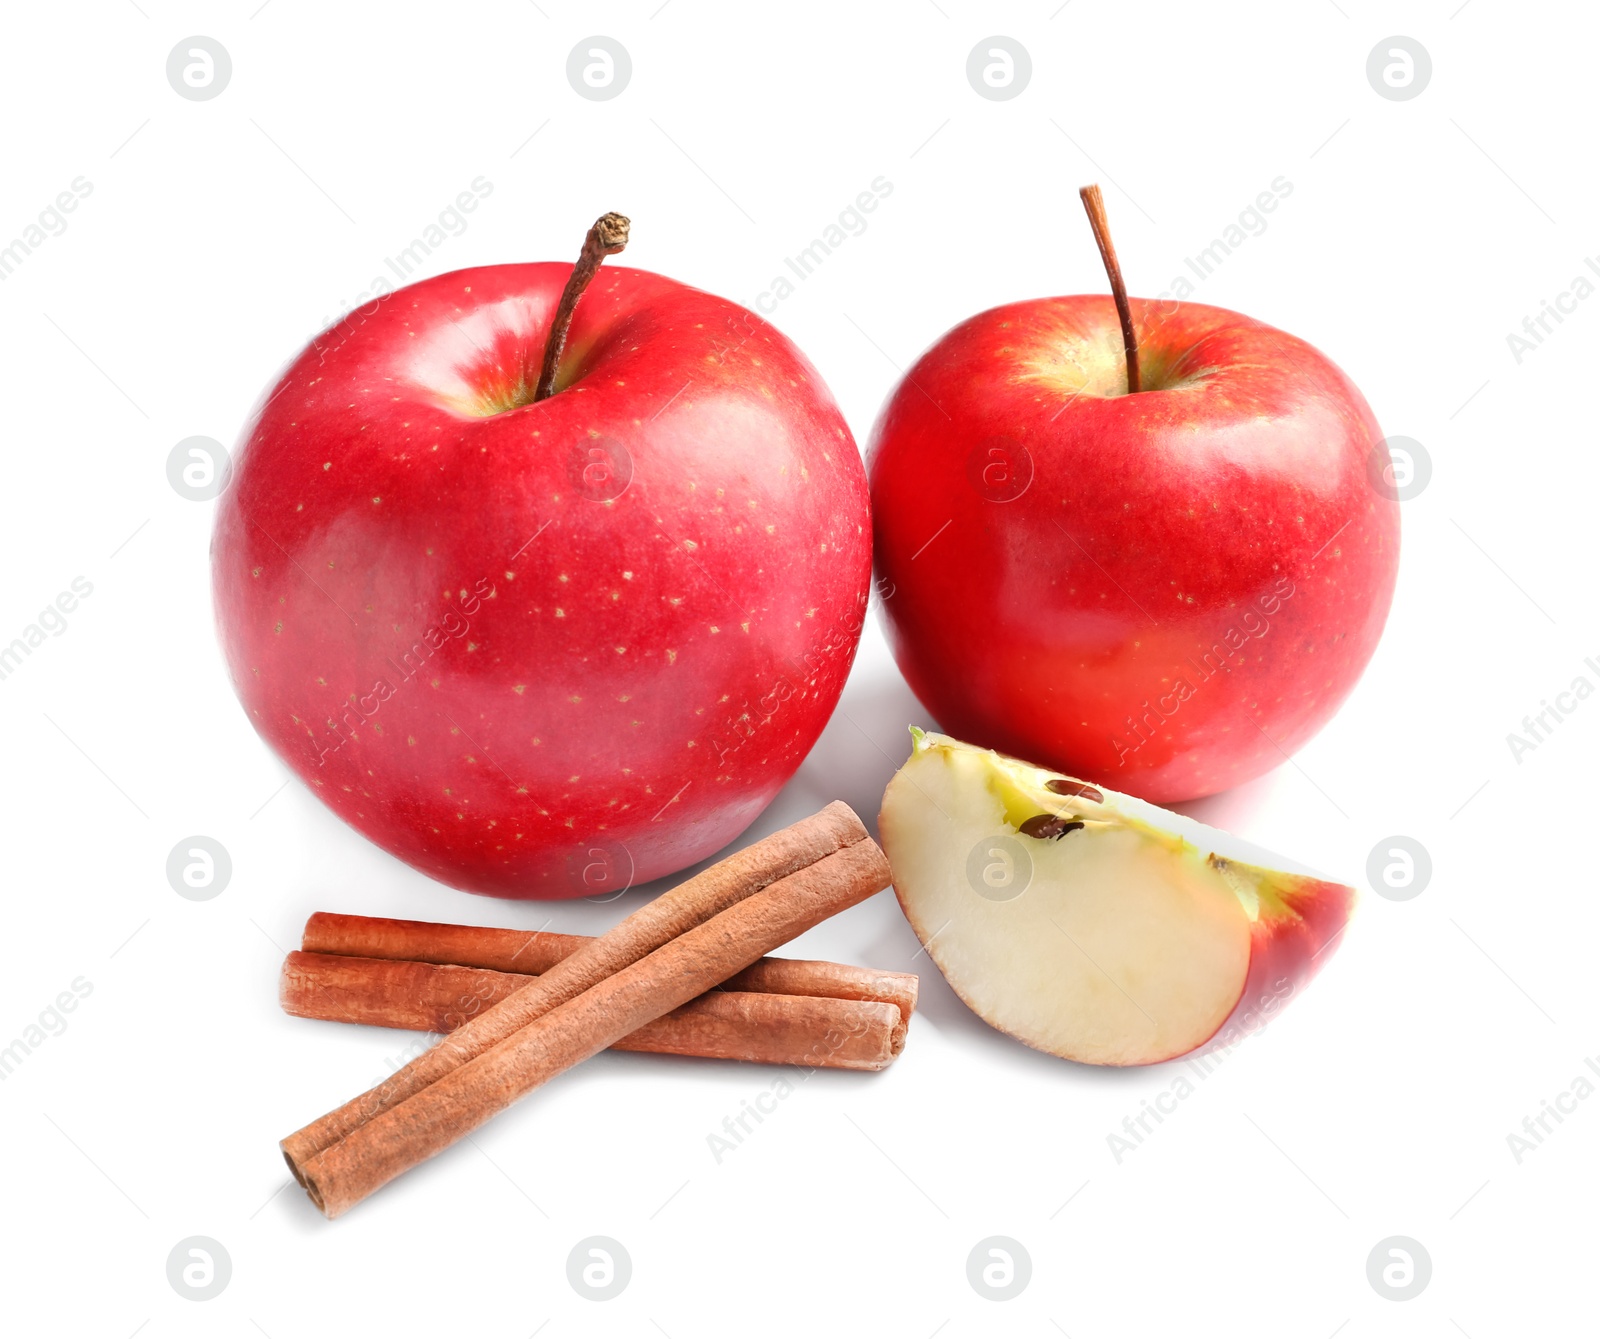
[879,730,1355,1066]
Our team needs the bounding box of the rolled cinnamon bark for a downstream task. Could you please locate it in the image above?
[290,834,891,1217]
[726,958,917,1053]
[302,911,585,975]
[280,951,905,1070]
[301,912,918,1047]
[281,803,867,1186]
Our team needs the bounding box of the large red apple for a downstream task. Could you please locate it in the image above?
[213,217,871,898]
[867,189,1399,802]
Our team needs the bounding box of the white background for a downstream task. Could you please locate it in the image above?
[0,2,1592,1334]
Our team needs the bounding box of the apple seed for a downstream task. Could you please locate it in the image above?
[1018,814,1085,841]
[1045,779,1103,803]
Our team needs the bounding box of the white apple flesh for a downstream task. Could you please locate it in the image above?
[879,732,1356,1066]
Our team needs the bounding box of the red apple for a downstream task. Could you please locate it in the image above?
[879,731,1355,1065]
[213,217,871,898]
[867,189,1398,802]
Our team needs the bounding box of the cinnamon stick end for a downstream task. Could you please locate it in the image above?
[281,1141,310,1189]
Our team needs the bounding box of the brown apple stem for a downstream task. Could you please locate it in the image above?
[1078,184,1140,395]
[532,211,630,403]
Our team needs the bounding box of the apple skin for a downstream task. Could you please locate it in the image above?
[867,295,1399,803]
[1195,861,1355,1060]
[213,262,870,898]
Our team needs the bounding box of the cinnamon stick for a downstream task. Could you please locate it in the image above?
[281,802,865,1177]
[290,834,891,1217]
[301,911,918,1042]
[281,951,906,1070]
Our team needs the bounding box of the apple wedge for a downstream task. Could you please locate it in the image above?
[879,731,1355,1065]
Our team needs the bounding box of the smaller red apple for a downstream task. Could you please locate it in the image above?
[867,186,1399,803]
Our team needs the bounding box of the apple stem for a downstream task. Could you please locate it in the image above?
[532,212,631,403]
[1078,185,1140,395]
